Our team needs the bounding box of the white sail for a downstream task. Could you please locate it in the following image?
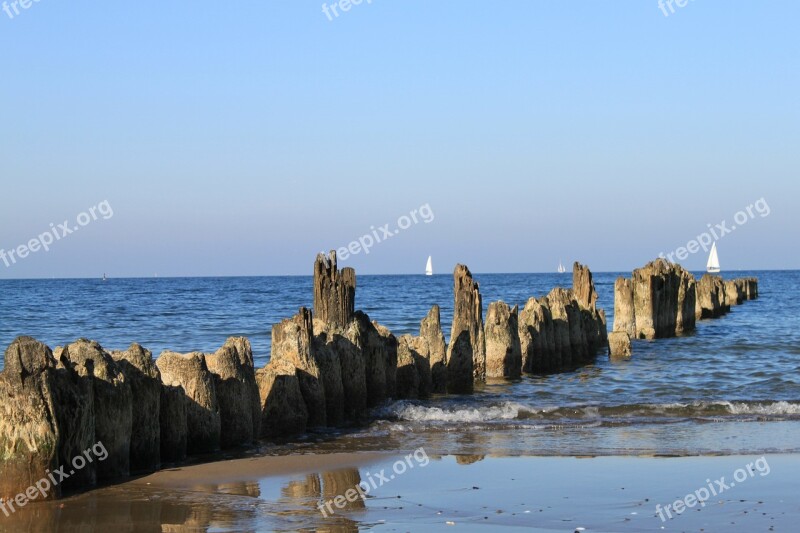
[706,242,721,273]
[425,255,433,276]
[558,261,566,274]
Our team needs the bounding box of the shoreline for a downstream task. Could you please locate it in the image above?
[128,450,393,489]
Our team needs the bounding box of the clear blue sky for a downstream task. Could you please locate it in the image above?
[1,1,797,278]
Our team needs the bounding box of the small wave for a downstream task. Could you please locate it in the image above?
[726,400,800,415]
[383,401,526,423]
[375,399,800,425]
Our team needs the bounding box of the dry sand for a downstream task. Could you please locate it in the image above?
[130,451,391,489]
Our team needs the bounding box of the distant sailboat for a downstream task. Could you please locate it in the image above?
[706,242,721,273]
[557,260,566,274]
[425,256,433,276]
[102,273,107,282]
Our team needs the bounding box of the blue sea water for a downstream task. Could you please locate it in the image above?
[1,270,798,455]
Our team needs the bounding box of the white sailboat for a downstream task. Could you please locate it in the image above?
[557,260,566,274]
[425,256,433,276]
[706,242,721,273]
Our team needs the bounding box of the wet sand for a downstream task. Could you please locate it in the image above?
[1,453,797,532]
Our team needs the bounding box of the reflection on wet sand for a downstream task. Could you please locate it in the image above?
[456,455,486,465]
[3,443,797,532]
[276,469,365,532]
[0,459,486,532]
[0,468,372,532]
[322,469,367,513]
[0,484,264,532]
[194,481,262,498]
[283,473,321,501]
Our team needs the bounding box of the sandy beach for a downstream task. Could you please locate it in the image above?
[2,452,796,532]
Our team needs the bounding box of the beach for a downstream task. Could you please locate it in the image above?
[2,452,796,531]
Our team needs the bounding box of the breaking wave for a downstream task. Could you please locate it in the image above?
[375,400,800,426]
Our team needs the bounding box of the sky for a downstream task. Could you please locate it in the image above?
[0,1,797,278]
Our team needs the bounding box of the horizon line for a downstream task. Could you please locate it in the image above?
[0,267,789,282]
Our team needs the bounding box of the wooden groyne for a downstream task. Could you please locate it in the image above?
[609,258,759,357]
[0,253,610,502]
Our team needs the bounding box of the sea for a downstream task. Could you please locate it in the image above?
[2,270,798,457]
